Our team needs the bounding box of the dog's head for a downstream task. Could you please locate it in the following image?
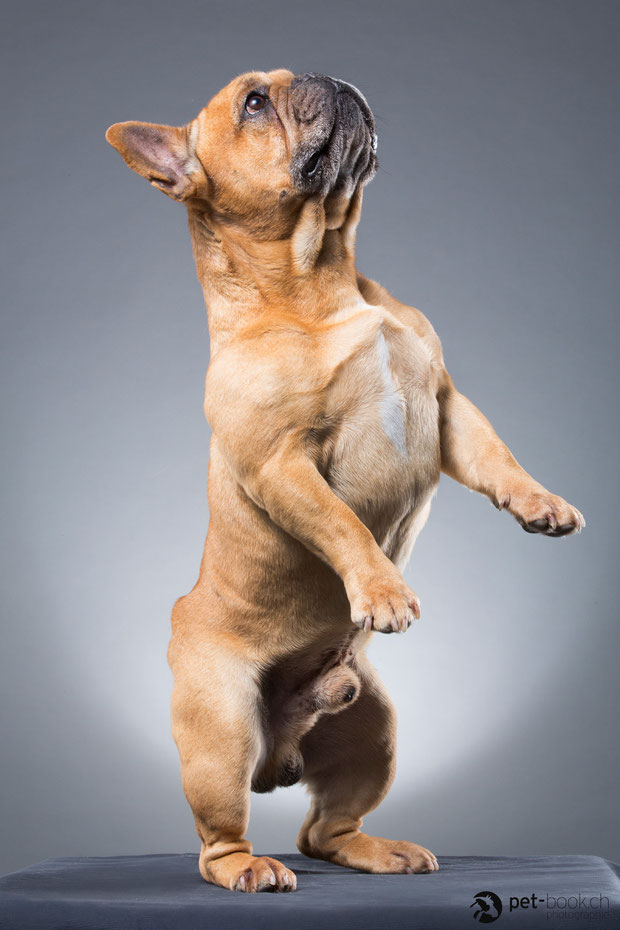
[106,70,377,240]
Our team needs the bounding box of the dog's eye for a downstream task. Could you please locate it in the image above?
[245,92,268,114]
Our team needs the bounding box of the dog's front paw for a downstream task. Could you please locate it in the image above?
[498,484,585,537]
[349,570,420,633]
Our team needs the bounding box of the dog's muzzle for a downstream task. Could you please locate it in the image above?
[289,73,378,195]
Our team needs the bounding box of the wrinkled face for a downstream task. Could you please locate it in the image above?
[107,69,377,235]
[195,69,377,215]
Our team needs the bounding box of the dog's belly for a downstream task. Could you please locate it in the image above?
[192,309,441,657]
[321,315,441,565]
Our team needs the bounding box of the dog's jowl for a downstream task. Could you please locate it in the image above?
[107,70,584,894]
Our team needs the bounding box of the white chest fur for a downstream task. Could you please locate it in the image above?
[375,327,407,457]
[320,309,440,559]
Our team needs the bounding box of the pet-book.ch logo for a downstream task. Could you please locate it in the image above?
[471,890,503,923]
[469,889,612,923]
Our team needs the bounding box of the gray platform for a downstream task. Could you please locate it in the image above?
[1,852,619,929]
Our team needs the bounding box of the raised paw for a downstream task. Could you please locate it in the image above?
[231,855,296,893]
[498,485,585,537]
[349,572,420,633]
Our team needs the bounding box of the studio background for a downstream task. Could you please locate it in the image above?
[1,0,618,877]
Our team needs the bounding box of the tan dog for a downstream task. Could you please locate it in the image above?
[106,70,584,894]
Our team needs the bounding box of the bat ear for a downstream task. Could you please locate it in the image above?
[105,121,203,202]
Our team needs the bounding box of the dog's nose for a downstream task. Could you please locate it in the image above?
[290,73,337,123]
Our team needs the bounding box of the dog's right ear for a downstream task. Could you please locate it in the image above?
[105,121,203,202]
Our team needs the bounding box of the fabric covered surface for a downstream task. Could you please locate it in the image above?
[1,852,619,930]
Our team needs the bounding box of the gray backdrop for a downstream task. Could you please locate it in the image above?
[1,0,618,877]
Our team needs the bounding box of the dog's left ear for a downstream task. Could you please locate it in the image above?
[105,121,202,201]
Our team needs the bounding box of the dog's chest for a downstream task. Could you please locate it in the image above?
[316,310,441,549]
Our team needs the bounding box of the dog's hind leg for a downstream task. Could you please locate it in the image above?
[168,627,297,893]
[296,657,438,874]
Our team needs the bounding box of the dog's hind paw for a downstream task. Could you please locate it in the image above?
[231,856,297,893]
[308,833,439,874]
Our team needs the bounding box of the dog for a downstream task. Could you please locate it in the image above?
[106,70,584,894]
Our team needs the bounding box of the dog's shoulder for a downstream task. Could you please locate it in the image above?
[203,317,325,456]
[356,273,445,370]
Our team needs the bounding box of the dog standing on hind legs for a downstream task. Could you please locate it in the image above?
[106,69,584,893]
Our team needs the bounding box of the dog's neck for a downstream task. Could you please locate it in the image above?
[187,192,365,353]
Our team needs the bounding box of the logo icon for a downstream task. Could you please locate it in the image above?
[470,890,503,923]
